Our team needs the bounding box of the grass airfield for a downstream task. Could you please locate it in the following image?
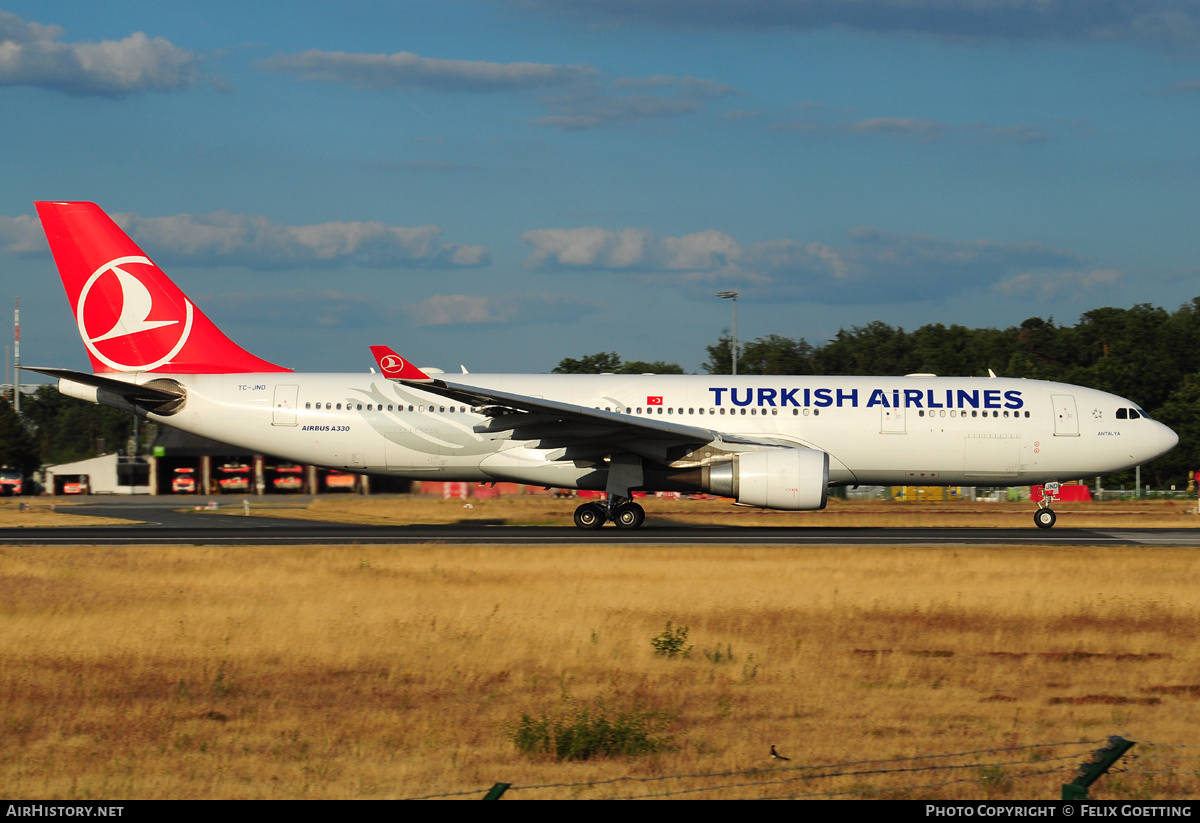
[1,497,1199,799]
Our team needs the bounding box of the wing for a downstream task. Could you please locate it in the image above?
[369,346,788,464]
[24,366,185,407]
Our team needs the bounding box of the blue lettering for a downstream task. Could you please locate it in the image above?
[892,389,900,408]
[804,388,811,407]
[710,387,727,406]
[866,389,889,408]
[984,390,1002,409]
[731,388,753,407]
[814,388,833,407]
[927,389,943,409]
[1004,390,1023,410]
[780,387,800,407]
[957,389,979,409]
[904,389,924,408]
[837,388,858,408]
[758,388,778,407]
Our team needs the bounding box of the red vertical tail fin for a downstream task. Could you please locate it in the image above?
[36,201,290,374]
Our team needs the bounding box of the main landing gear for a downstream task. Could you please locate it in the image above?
[573,495,645,530]
[1034,481,1060,529]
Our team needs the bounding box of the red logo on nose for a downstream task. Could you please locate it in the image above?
[76,256,194,372]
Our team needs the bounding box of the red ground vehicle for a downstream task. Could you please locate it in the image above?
[273,465,304,492]
[171,467,197,493]
[324,470,355,491]
[217,463,251,493]
[0,468,21,496]
[62,479,88,495]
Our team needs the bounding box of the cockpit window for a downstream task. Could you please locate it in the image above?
[1116,408,1127,419]
[1128,408,1141,419]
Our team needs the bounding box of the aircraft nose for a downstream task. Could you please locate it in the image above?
[1152,421,1179,460]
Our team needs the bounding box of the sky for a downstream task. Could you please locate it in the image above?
[2,0,1199,377]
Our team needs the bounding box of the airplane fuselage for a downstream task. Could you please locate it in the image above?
[64,371,1177,491]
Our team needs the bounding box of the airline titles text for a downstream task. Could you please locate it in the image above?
[707,387,1025,410]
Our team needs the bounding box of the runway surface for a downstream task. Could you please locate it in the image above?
[3,499,1200,546]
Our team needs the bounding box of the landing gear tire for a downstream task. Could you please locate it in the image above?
[1035,508,1056,529]
[574,503,605,530]
[613,502,645,530]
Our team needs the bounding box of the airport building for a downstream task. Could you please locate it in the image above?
[40,429,411,497]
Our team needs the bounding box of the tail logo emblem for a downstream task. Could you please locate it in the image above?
[76,256,195,371]
[380,354,405,373]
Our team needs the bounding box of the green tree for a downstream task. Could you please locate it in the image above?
[20,384,137,464]
[553,352,682,374]
[553,352,624,374]
[620,360,684,375]
[813,321,915,376]
[702,335,734,375]
[703,334,814,375]
[1143,377,1200,488]
[0,397,39,475]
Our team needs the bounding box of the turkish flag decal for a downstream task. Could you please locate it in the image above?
[647,396,663,405]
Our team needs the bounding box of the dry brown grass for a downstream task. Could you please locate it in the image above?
[0,500,138,528]
[252,494,1200,529]
[2,541,1198,800]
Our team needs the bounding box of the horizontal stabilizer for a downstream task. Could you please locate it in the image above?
[23,366,184,404]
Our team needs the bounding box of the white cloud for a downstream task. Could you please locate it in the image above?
[522,227,741,270]
[109,211,490,270]
[261,49,593,92]
[0,11,200,96]
[772,111,1054,144]
[2,208,490,270]
[1160,78,1200,94]
[849,117,947,139]
[201,290,597,329]
[204,290,391,328]
[264,47,741,130]
[0,215,46,255]
[536,73,743,130]
[522,224,1092,304]
[510,1,1200,49]
[993,268,1122,299]
[401,293,599,326]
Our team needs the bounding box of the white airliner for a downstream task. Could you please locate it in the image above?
[31,201,1178,530]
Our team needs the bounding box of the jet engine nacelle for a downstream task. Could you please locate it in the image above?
[706,448,829,511]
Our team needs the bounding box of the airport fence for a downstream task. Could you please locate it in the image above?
[404,734,1198,800]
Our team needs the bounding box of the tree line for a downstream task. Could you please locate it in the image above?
[0,386,144,479]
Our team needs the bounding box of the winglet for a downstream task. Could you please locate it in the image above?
[370,345,433,382]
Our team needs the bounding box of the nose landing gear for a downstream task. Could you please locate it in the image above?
[1035,481,1060,529]
[573,494,645,529]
